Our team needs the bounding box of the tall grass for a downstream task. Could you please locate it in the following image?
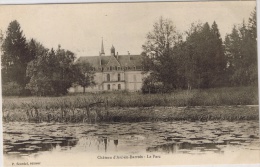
[2,86,258,123]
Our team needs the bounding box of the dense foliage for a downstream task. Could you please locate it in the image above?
[224,9,257,86]
[26,46,74,96]
[1,20,94,96]
[1,7,257,96]
[142,9,257,93]
[1,21,32,95]
[74,61,96,93]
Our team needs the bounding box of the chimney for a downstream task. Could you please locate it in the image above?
[128,51,130,55]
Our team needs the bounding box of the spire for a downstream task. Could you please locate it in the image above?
[100,37,105,56]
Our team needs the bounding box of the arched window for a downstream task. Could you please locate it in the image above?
[107,84,110,90]
[107,74,110,81]
[118,73,121,81]
[118,84,121,90]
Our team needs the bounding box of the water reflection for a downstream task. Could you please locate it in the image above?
[114,139,118,146]
[3,121,260,158]
[4,136,78,156]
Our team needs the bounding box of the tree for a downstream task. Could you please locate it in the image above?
[1,20,30,89]
[26,45,77,96]
[184,21,227,89]
[224,26,241,85]
[0,29,3,48]
[74,62,95,93]
[142,16,182,91]
[224,8,257,86]
[210,21,226,86]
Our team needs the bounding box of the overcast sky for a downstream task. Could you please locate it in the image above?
[0,1,256,57]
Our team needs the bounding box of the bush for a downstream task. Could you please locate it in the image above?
[2,82,23,96]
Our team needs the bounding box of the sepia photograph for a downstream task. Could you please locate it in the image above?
[0,0,259,166]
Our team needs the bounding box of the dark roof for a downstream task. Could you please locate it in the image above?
[76,55,142,69]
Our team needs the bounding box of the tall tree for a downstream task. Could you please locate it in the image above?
[224,8,257,86]
[184,21,227,89]
[224,26,241,85]
[142,16,182,91]
[1,20,30,88]
[26,45,77,96]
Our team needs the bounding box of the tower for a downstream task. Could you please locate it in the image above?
[100,38,105,56]
[111,45,115,56]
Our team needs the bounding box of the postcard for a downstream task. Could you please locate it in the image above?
[0,1,259,167]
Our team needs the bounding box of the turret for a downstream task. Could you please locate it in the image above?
[111,45,115,56]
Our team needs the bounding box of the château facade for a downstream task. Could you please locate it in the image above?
[70,40,146,92]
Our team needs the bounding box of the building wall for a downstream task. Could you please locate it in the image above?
[125,71,144,91]
[69,70,146,93]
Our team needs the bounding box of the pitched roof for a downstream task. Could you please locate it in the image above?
[76,55,142,69]
[106,55,121,67]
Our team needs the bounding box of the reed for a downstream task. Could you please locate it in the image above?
[2,86,258,123]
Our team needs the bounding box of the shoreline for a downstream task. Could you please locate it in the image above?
[2,105,259,123]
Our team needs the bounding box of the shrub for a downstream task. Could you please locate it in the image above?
[2,82,23,96]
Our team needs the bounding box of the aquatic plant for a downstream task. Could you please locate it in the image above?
[2,86,258,123]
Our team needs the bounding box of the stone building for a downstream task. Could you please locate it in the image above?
[70,40,146,92]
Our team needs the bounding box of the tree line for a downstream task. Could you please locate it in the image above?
[141,8,257,93]
[1,8,257,96]
[1,20,94,96]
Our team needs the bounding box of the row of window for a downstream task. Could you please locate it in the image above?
[106,74,137,82]
[107,73,121,81]
[107,84,121,90]
[91,66,142,71]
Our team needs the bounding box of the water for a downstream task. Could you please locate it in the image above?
[3,121,260,166]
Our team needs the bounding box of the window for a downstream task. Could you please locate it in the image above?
[107,74,110,81]
[118,73,121,81]
[134,66,136,70]
[117,66,120,70]
[133,75,136,82]
[107,84,110,90]
[118,84,121,90]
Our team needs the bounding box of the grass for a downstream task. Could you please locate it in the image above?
[2,86,259,123]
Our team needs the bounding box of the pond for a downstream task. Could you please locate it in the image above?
[3,121,260,166]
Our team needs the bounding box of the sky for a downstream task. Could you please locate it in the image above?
[0,1,256,58]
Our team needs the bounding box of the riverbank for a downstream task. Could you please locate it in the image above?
[2,86,259,123]
[2,105,259,123]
